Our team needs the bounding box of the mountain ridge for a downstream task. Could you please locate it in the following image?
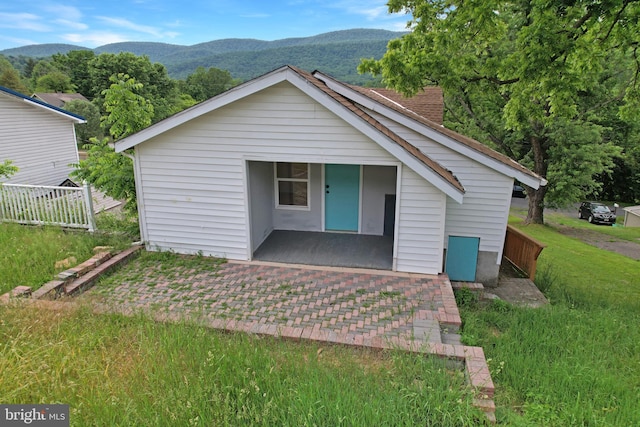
[0,29,405,84]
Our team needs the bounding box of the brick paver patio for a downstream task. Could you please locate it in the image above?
[86,259,462,348]
[10,251,494,420]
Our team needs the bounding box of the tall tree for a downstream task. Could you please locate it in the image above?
[72,74,154,214]
[0,57,28,93]
[88,52,179,122]
[100,73,154,139]
[360,0,639,223]
[181,66,238,102]
[34,71,75,93]
[51,50,95,97]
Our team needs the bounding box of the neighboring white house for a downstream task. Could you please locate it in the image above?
[623,205,640,227]
[0,86,85,186]
[115,66,546,285]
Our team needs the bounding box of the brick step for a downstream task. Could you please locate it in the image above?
[28,245,142,300]
[57,250,113,282]
[0,285,33,303]
[65,245,142,296]
[413,318,442,344]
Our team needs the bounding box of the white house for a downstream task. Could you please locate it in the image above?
[0,86,85,186]
[115,66,546,285]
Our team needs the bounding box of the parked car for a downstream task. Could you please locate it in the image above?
[512,184,526,198]
[578,202,617,225]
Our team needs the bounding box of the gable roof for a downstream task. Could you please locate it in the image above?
[315,71,546,189]
[115,65,466,202]
[32,92,89,108]
[0,86,86,123]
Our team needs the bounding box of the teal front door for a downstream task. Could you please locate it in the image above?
[445,236,480,281]
[325,164,360,231]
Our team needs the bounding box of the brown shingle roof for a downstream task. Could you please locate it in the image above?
[333,78,541,182]
[349,86,444,125]
[288,66,464,193]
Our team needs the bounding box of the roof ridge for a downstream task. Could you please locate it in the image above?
[296,69,463,193]
[326,78,543,183]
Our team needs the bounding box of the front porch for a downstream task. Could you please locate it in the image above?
[253,230,393,270]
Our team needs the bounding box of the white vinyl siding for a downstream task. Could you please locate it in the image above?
[370,111,511,258]
[395,168,446,274]
[0,95,78,186]
[135,82,402,259]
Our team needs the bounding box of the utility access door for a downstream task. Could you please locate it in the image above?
[445,236,480,281]
[325,164,360,232]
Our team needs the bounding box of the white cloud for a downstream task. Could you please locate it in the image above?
[44,4,88,31]
[44,4,83,22]
[62,31,129,47]
[329,0,409,22]
[96,16,164,37]
[0,13,51,32]
[355,6,389,20]
[0,34,40,48]
[56,19,88,30]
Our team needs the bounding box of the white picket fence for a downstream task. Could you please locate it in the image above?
[0,182,96,231]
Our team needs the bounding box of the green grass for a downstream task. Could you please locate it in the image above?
[461,301,640,426]
[455,215,640,425]
[0,222,132,295]
[0,304,486,426]
[509,216,640,309]
[3,212,640,425]
[546,212,640,243]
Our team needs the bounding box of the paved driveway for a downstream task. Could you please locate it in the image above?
[85,258,461,349]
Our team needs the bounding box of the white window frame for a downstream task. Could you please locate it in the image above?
[274,162,310,210]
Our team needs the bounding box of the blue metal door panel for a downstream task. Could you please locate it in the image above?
[445,236,480,281]
[325,164,359,231]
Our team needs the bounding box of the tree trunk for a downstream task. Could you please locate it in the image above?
[526,186,547,224]
[525,134,548,224]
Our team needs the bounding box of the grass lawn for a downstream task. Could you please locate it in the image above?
[457,216,640,425]
[0,221,133,295]
[0,304,485,426]
[546,211,640,244]
[2,215,639,425]
[510,216,640,309]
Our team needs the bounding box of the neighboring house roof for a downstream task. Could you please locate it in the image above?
[32,92,89,108]
[315,71,546,189]
[0,86,86,123]
[349,86,444,125]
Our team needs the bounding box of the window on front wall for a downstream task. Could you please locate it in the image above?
[275,162,309,209]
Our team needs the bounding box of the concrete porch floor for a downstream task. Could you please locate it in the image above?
[253,230,394,270]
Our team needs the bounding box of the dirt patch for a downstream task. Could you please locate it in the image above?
[553,225,640,260]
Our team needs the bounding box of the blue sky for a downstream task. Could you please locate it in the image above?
[0,1,410,50]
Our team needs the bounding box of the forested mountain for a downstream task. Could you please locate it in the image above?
[0,29,405,83]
